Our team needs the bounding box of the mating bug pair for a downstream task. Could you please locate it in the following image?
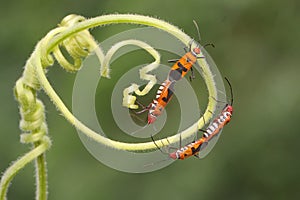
[131,21,234,162]
[134,20,214,125]
[150,77,234,161]
[134,39,208,125]
[134,73,234,162]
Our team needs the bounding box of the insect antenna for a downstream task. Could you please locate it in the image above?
[151,135,168,155]
[224,77,234,106]
[203,43,215,48]
[210,77,234,106]
[143,157,172,168]
[144,136,176,167]
[193,20,214,52]
[130,124,148,135]
[193,20,202,42]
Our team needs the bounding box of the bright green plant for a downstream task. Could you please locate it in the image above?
[0,14,220,200]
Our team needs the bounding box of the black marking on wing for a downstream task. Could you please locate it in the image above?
[162,84,174,103]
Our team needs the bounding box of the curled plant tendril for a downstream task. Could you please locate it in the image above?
[0,14,220,200]
[1,14,104,200]
[102,39,160,109]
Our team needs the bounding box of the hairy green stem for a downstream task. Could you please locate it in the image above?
[0,14,219,200]
[34,146,47,200]
[38,14,218,151]
[0,138,50,200]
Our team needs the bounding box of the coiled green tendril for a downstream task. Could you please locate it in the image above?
[0,14,219,200]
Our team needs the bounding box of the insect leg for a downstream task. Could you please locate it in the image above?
[194,153,200,158]
[151,135,168,155]
[168,59,180,63]
[163,137,178,151]
[199,129,207,133]
[189,67,196,81]
[135,100,147,109]
[134,100,151,114]
[134,108,148,114]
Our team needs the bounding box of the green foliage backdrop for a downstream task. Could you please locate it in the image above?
[1,0,299,199]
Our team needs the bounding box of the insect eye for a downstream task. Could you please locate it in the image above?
[224,112,231,117]
[193,47,200,54]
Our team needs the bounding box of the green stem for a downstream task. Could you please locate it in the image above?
[37,14,218,152]
[0,138,50,200]
[0,14,220,200]
[34,145,47,200]
[0,44,51,199]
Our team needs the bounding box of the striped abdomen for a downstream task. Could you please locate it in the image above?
[203,106,232,141]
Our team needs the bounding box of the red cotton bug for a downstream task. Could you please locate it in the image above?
[135,79,175,124]
[168,21,214,82]
[200,77,233,143]
[168,137,208,160]
[152,77,234,161]
[134,21,213,126]
[150,135,208,161]
[168,41,203,82]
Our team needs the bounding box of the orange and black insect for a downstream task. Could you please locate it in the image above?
[150,135,208,161]
[168,41,202,82]
[168,21,214,82]
[152,77,234,160]
[135,21,213,125]
[168,137,208,160]
[136,79,175,124]
[200,77,233,143]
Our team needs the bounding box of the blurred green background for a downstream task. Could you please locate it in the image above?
[1,0,300,199]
